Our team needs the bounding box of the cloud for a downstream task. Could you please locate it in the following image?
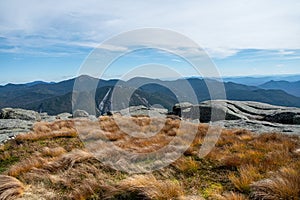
[0,0,299,59]
[205,48,239,59]
[171,59,183,63]
[277,50,295,56]
[276,64,284,68]
[97,44,128,52]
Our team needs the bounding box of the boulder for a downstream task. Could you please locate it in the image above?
[57,113,72,120]
[116,105,168,117]
[88,115,98,121]
[0,108,41,121]
[73,109,89,118]
[172,102,193,116]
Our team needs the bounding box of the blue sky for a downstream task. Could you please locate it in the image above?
[0,0,300,84]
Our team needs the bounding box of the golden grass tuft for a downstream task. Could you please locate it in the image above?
[16,120,77,141]
[63,164,113,200]
[229,165,262,193]
[68,174,112,200]
[172,157,199,174]
[8,157,47,177]
[22,154,114,200]
[207,131,300,174]
[18,184,57,200]
[250,166,300,200]
[41,147,66,157]
[0,175,24,200]
[106,174,184,200]
[42,149,94,172]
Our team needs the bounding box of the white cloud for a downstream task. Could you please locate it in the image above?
[97,44,128,52]
[205,48,239,59]
[276,64,284,68]
[0,0,299,58]
[171,59,183,63]
[277,50,295,56]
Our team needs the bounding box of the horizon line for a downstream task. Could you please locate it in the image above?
[1,73,300,86]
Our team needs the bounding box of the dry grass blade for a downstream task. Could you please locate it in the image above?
[0,175,24,200]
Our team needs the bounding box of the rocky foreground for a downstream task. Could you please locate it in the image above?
[1,100,300,143]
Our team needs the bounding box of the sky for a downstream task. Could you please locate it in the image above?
[0,0,300,84]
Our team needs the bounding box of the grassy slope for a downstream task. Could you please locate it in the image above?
[0,117,299,200]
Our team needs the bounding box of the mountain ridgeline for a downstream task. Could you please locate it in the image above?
[259,80,300,97]
[1,75,300,115]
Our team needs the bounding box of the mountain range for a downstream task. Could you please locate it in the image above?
[0,75,300,115]
[258,80,300,97]
[222,74,300,86]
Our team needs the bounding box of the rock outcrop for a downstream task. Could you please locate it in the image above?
[0,107,72,142]
[0,108,69,144]
[173,100,300,124]
[1,100,300,144]
[114,105,168,117]
[0,108,41,121]
[0,119,33,143]
[172,100,300,134]
[0,108,42,143]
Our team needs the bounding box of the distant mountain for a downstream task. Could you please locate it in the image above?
[259,80,300,97]
[223,74,300,86]
[1,81,54,88]
[0,75,118,110]
[1,75,300,115]
[25,81,54,86]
